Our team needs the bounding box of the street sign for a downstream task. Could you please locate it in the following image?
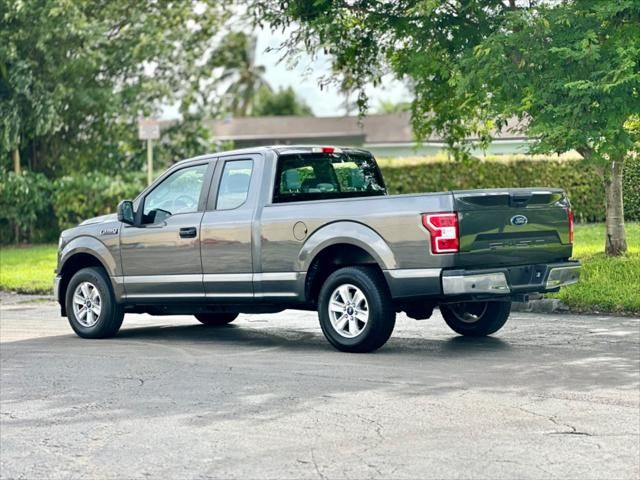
[138,118,160,140]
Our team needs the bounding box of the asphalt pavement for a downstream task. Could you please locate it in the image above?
[1,298,639,479]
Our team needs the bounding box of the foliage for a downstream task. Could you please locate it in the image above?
[0,171,54,243]
[212,32,271,117]
[380,156,640,223]
[252,1,639,158]
[252,86,314,116]
[52,173,145,230]
[550,223,640,314]
[0,0,231,175]
[624,151,640,222]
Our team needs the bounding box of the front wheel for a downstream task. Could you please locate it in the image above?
[318,266,396,353]
[65,267,124,338]
[439,301,511,337]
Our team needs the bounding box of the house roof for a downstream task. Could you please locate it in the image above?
[206,112,528,145]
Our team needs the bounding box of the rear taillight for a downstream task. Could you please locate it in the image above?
[422,213,459,254]
[568,208,574,243]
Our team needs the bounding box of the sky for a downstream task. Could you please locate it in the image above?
[253,28,410,117]
[161,27,411,119]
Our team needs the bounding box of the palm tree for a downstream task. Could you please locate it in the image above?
[213,32,271,117]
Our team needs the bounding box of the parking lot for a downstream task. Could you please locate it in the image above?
[1,298,639,479]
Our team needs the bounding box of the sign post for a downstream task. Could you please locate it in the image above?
[138,118,161,185]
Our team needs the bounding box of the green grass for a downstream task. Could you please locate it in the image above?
[550,223,640,315]
[0,244,57,294]
[0,223,638,314]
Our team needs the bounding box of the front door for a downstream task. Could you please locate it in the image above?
[200,154,261,300]
[120,161,213,299]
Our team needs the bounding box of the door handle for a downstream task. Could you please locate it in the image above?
[179,227,197,239]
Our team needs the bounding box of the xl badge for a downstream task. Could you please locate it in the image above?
[510,215,528,226]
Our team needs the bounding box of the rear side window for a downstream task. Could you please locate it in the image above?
[217,160,253,210]
[273,152,386,203]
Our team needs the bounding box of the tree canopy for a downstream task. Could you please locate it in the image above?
[0,0,231,175]
[250,0,640,255]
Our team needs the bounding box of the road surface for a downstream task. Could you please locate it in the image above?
[1,298,639,479]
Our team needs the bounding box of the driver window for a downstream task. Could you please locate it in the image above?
[142,163,208,224]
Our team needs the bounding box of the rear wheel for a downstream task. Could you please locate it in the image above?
[195,313,238,326]
[318,266,396,353]
[66,267,124,338]
[440,301,511,337]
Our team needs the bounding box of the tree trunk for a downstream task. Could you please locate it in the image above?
[604,159,627,256]
[12,147,21,174]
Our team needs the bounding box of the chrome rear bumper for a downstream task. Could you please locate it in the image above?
[545,265,581,289]
[442,272,510,295]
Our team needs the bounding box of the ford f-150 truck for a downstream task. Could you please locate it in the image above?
[55,145,581,352]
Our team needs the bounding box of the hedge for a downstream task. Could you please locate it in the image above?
[52,172,145,230]
[0,156,638,244]
[0,171,144,243]
[381,157,639,223]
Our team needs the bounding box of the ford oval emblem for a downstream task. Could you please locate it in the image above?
[510,215,528,226]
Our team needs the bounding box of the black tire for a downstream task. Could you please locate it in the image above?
[194,313,238,326]
[65,267,124,339]
[440,301,511,337]
[318,266,396,353]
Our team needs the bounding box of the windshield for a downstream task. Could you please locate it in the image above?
[273,152,386,204]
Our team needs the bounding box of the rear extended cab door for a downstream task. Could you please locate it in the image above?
[200,152,265,300]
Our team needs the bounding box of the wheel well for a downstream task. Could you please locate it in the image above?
[305,243,383,305]
[58,253,106,314]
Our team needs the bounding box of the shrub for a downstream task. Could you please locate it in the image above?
[0,171,54,243]
[52,172,145,230]
[624,155,640,222]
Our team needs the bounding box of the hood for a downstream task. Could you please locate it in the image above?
[79,213,118,226]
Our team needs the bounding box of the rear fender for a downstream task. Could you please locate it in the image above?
[296,221,397,272]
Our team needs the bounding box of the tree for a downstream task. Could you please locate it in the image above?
[0,0,231,176]
[250,0,640,256]
[212,32,271,117]
[252,86,314,116]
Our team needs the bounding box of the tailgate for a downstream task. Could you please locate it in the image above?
[454,188,573,267]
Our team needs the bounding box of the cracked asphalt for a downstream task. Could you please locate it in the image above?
[1,298,639,479]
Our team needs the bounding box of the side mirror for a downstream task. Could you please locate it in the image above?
[117,200,136,225]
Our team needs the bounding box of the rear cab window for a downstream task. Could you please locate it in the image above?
[273,151,386,204]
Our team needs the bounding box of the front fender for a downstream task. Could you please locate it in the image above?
[296,221,398,272]
[59,236,119,277]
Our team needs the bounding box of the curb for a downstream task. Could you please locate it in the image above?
[512,298,570,313]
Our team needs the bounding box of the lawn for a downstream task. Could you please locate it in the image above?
[0,223,638,314]
[550,223,640,315]
[0,244,57,295]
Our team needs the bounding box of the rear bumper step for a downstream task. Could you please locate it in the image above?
[442,261,581,296]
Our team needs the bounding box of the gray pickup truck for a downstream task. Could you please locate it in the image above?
[55,145,580,352]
